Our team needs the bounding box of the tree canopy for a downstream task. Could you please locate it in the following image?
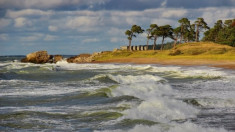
[157,25,173,50]
[194,18,210,42]
[149,24,159,50]
[146,24,158,50]
[203,19,235,46]
[125,25,144,50]
[125,18,235,51]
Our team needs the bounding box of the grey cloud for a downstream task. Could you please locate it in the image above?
[101,0,235,10]
[0,18,11,29]
[0,0,234,11]
[104,0,163,10]
[6,9,54,18]
[166,0,234,8]
[0,0,109,10]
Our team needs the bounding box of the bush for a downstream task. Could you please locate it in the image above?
[208,48,227,54]
[169,50,181,56]
[184,49,207,55]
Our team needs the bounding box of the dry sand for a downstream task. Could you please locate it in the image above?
[94,58,235,70]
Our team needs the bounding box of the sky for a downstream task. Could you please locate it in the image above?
[0,0,235,55]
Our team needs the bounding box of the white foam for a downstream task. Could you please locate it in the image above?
[181,68,226,78]
[3,62,228,79]
[149,65,227,78]
[1,60,230,76]
[95,122,228,132]
[107,74,198,123]
[198,98,235,108]
[55,62,125,70]
[108,74,165,84]
[0,80,103,96]
[122,97,197,123]
[174,79,235,101]
[54,62,154,72]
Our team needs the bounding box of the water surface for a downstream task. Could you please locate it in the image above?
[0,56,235,132]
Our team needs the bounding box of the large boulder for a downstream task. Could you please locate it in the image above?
[67,54,94,63]
[21,51,50,64]
[53,55,63,63]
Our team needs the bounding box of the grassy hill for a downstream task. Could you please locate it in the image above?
[170,42,235,55]
[93,42,235,62]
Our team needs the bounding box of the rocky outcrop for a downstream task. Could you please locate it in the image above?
[53,55,63,63]
[67,54,94,63]
[21,51,63,64]
[21,51,50,64]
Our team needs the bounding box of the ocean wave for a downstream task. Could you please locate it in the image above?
[95,122,228,132]
[108,74,166,84]
[106,74,198,123]
[148,66,227,78]
[197,98,235,108]
[1,61,229,79]
[173,79,235,100]
[1,61,234,131]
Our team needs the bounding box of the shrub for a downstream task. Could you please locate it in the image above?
[169,50,181,56]
[208,48,227,54]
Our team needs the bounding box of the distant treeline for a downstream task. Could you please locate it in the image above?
[125,18,235,51]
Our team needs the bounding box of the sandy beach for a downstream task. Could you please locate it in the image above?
[94,58,235,69]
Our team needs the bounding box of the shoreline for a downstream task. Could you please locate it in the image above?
[93,58,235,70]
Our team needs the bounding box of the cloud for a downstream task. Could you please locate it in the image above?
[108,28,125,36]
[6,9,54,18]
[44,35,57,41]
[0,34,9,41]
[2,7,234,34]
[0,0,109,10]
[166,0,235,9]
[1,3,235,55]
[0,19,11,29]
[0,0,234,12]
[161,0,167,7]
[104,0,235,10]
[48,25,58,32]
[65,16,102,29]
[198,7,235,26]
[14,17,32,28]
[20,33,43,41]
[110,37,119,43]
[82,38,100,43]
[161,9,187,18]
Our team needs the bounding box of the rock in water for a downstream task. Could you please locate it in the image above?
[67,54,94,63]
[21,51,50,64]
[53,55,63,63]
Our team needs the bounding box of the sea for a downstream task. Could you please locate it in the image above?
[0,56,235,132]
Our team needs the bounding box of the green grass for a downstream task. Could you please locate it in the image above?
[94,42,235,61]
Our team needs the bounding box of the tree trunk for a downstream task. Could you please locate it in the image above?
[153,36,157,50]
[128,39,132,51]
[146,38,149,50]
[174,38,177,48]
[180,25,183,44]
[195,24,199,42]
[161,36,165,50]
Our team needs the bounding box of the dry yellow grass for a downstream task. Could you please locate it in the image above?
[93,42,235,69]
[94,42,235,62]
[174,42,234,55]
